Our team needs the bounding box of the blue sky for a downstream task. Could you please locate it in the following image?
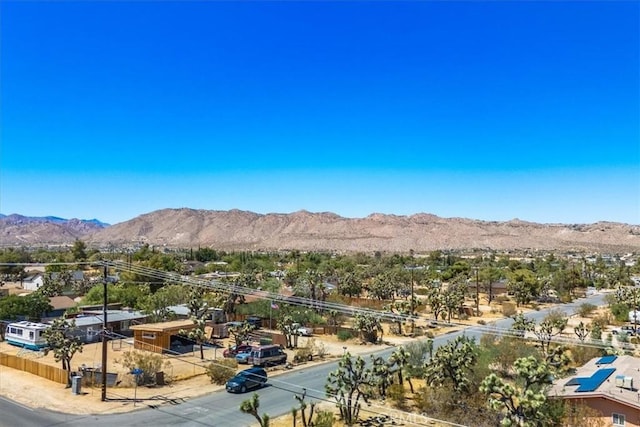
[1,1,638,225]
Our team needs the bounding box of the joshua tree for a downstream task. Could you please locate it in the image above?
[325,352,374,425]
[42,318,84,387]
[240,393,270,427]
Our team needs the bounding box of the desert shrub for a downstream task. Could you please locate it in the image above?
[117,350,172,386]
[295,346,313,362]
[590,324,602,341]
[477,319,486,325]
[495,295,510,304]
[387,383,407,409]
[313,410,335,427]
[403,340,432,377]
[314,340,328,359]
[610,303,631,323]
[577,303,597,318]
[502,303,517,318]
[569,344,604,366]
[544,309,568,323]
[206,358,238,385]
[337,330,354,341]
[591,313,611,330]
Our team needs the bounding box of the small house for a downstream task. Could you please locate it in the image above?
[44,296,77,319]
[21,273,44,291]
[68,310,148,343]
[549,355,640,426]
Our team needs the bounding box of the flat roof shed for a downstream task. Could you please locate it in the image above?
[130,319,197,353]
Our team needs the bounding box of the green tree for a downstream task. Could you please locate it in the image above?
[42,318,84,387]
[20,292,53,321]
[228,321,256,347]
[180,317,208,359]
[480,356,556,426]
[424,335,478,394]
[442,280,467,322]
[388,346,414,392]
[325,352,373,426]
[383,300,412,335]
[367,272,395,300]
[352,313,382,344]
[338,272,363,298]
[71,239,88,261]
[574,321,591,342]
[511,312,535,337]
[278,314,300,349]
[370,354,393,398]
[507,269,540,307]
[240,393,270,427]
[425,286,445,321]
[291,389,319,427]
[531,310,568,358]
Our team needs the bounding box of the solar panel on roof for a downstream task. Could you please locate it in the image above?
[575,368,616,392]
[565,378,583,386]
[596,355,617,365]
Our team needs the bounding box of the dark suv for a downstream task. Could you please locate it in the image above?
[225,367,268,393]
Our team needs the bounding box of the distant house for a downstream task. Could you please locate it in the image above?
[549,355,640,426]
[66,310,148,343]
[165,304,225,323]
[21,273,44,291]
[44,296,77,319]
[50,270,85,282]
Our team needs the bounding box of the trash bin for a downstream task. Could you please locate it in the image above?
[71,375,82,395]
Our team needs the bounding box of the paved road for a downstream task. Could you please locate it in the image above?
[0,292,610,427]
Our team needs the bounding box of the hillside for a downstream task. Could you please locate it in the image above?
[2,209,639,252]
[0,208,640,252]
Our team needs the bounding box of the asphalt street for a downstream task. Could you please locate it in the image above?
[0,292,609,427]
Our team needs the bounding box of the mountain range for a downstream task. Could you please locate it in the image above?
[1,209,639,253]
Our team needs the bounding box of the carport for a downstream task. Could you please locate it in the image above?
[130,319,198,354]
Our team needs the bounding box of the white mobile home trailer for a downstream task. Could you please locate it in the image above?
[6,321,49,350]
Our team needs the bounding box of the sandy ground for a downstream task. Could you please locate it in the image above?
[0,331,414,416]
[0,292,554,418]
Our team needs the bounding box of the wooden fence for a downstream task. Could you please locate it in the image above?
[0,351,67,384]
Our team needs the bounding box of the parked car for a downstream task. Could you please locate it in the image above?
[251,344,287,367]
[225,367,267,393]
[236,349,253,364]
[612,326,637,336]
[223,344,253,358]
[246,316,262,329]
[292,323,313,336]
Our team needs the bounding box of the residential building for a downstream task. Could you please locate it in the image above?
[549,355,640,427]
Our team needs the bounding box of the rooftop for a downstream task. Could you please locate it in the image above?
[130,319,196,332]
[549,355,640,410]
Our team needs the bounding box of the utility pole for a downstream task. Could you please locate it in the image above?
[410,266,415,315]
[475,267,480,317]
[101,264,108,401]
